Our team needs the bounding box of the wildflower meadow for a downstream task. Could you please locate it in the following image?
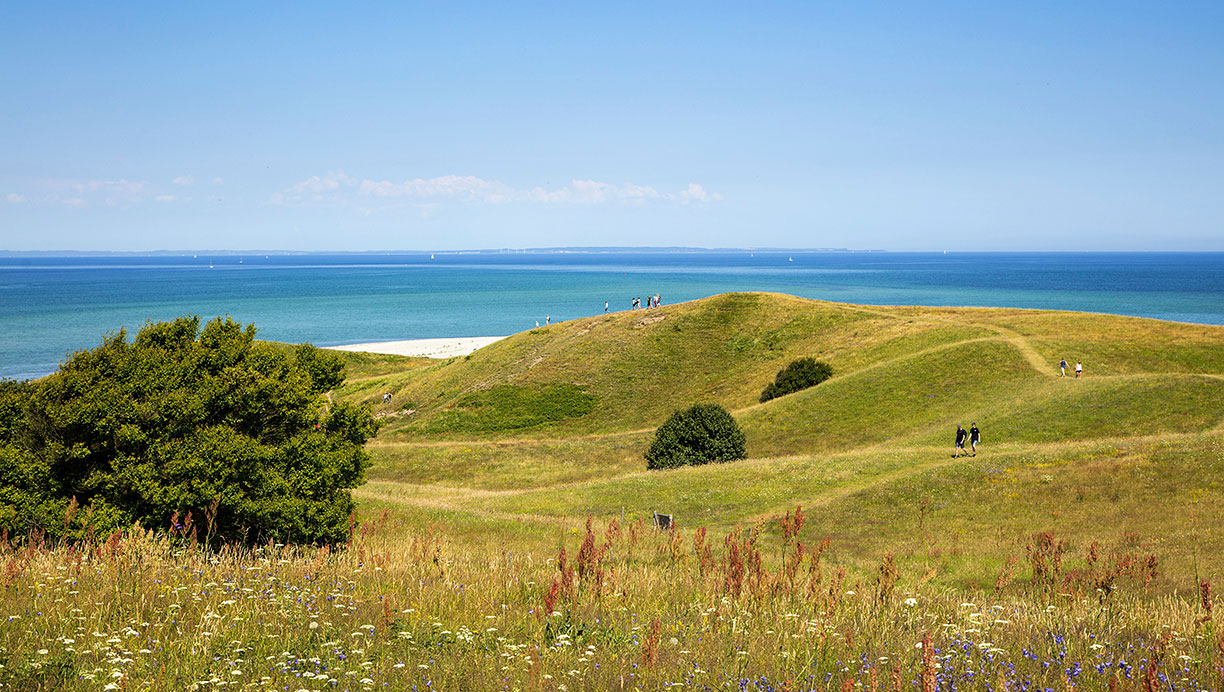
[1,508,1220,691]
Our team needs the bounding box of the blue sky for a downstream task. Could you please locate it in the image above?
[2,2,1221,251]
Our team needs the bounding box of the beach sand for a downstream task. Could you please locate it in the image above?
[326,336,507,359]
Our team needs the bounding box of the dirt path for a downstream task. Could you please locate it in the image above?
[370,428,653,449]
[362,429,1224,531]
[836,303,1058,377]
[353,481,578,528]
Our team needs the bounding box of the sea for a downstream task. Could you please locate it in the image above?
[2,251,1223,381]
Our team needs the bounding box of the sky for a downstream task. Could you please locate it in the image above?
[1,2,1222,252]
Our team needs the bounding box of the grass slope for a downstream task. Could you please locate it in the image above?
[328,291,1224,591]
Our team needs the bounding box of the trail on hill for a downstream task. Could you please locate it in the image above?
[836,303,1059,377]
[354,481,579,528]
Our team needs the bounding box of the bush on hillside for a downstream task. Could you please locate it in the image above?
[0,316,376,546]
[759,357,833,403]
[645,403,747,470]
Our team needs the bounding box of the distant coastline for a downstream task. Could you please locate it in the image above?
[0,246,870,257]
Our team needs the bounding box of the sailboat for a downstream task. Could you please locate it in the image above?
[430,253,435,260]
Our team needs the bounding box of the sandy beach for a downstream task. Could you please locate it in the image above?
[327,335,508,359]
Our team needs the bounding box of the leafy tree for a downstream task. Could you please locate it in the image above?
[0,316,376,546]
[759,357,833,403]
[645,403,746,470]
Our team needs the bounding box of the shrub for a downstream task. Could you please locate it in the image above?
[759,357,833,403]
[0,316,376,546]
[645,403,746,470]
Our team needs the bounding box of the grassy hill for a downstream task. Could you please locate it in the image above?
[328,291,1224,590]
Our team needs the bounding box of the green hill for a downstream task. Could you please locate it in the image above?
[332,291,1224,588]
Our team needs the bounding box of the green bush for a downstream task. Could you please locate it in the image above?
[0,316,376,546]
[759,357,833,402]
[645,403,747,470]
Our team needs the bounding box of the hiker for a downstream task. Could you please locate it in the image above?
[1075,361,1083,378]
[1059,358,1068,376]
[969,422,981,457]
[954,424,968,458]
[604,300,609,313]
[546,315,551,325]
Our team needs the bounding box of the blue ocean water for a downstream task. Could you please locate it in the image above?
[2,251,1223,381]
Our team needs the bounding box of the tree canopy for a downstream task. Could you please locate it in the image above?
[759,357,834,403]
[645,403,747,470]
[0,316,376,546]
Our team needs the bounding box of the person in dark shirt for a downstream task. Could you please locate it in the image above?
[969,423,981,457]
[954,424,968,458]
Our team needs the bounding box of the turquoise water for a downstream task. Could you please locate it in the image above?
[2,251,1223,381]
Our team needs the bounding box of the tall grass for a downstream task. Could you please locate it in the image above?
[1,511,1219,691]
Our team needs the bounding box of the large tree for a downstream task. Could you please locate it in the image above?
[0,316,376,545]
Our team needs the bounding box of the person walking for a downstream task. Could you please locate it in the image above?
[1059,358,1068,376]
[545,315,551,325]
[1075,361,1083,378]
[969,423,981,457]
[954,424,968,458]
[604,301,609,313]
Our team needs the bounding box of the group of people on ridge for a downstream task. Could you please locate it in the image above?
[631,294,661,310]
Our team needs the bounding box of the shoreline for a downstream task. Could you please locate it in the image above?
[326,335,508,359]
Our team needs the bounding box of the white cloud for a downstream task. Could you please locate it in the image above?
[46,179,147,206]
[358,174,511,201]
[172,175,194,186]
[212,177,224,185]
[155,194,178,202]
[18,178,152,207]
[273,171,722,207]
[5,193,24,204]
[674,183,722,203]
[70,179,146,196]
